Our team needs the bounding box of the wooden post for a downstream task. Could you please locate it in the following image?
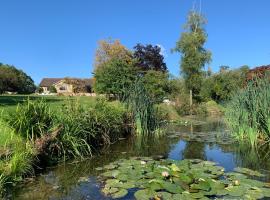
[189,90,193,115]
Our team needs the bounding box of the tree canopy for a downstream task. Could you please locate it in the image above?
[0,63,36,94]
[94,39,133,71]
[94,59,137,100]
[173,11,211,100]
[133,44,167,73]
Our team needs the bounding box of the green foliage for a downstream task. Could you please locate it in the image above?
[0,63,36,94]
[49,86,57,93]
[133,43,167,72]
[37,87,44,94]
[124,79,161,135]
[0,120,34,195]
[173,11,211,100]
[143,70,170,103]
[6,98,55,139]
[94,59,137,100]
[57,98,128,159]
[98,157,270,199]
[200,66,249,102]
[225,75,270,147]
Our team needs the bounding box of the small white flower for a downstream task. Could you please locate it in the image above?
[162,171,169,177]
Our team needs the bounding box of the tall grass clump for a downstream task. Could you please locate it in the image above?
[124,79,162,135]
[0,120,34,196]
[56,98,128,159]
[6,98,55,140]
[225,75,270,147]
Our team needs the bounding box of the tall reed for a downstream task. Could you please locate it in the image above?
[124,79,161,135]
[225,75,270,147]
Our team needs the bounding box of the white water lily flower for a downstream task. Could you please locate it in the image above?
[141,161,146,165]
[162,171,169,177]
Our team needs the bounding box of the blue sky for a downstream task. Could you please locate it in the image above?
[0,0,269,84]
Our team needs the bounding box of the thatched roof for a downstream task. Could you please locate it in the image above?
[40,78,94,87]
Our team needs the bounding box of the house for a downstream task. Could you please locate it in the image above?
[39,78,94,95]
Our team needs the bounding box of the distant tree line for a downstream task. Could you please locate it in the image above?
[0,63,36,94]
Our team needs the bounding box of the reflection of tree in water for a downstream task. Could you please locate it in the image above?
[182,141,206,160]
[234,142,270,172]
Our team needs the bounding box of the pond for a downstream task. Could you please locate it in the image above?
[11,117,270,200]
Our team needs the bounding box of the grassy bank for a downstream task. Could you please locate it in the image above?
[0,94,167,196]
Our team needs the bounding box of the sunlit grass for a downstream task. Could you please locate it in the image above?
[225,75,270,148]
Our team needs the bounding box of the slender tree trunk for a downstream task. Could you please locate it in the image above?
[189,89,193,115]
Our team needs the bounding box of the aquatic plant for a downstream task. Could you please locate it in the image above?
[124,79,161,135]
[225,75,270,147]
[96,157,270,199]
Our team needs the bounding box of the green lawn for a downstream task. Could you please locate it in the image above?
[0,95,97,114]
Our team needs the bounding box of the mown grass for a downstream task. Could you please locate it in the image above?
[0,95,96,114]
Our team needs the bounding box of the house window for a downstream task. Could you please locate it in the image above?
[59,86,66,91]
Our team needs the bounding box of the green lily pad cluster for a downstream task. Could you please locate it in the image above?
[168,131,233,145]
[96,157,270,199]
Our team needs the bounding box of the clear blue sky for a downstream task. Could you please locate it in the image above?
[0,0,269,84]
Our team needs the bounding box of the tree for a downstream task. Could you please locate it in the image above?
[94,39,133,71]
[133,44,167,73]
[142,70,170,103]
[49,86,57,93]
[0,63,36,94]
[173,10,211,101]
[94,59,137,100]
[200,67,249,102]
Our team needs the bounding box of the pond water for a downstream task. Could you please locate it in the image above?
[11,117,270,200]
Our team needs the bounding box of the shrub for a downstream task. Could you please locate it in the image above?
[37,87,44,94]
[225,75,270,147]
[49,86,57,93]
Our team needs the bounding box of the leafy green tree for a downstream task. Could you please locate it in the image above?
[173,11,211,101]
[142,70,170,103]
[49,86,57,93]
[200,66,249,102]
[133,44,167,73]
[0,63,36,94]
[94,59,137,100]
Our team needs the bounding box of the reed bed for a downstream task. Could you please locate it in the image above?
[225,75,270,147]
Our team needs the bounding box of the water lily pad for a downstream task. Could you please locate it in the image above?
[161,181,184,194]
[171,163,180,172]
[102,187,119,195]
[190,179,211,191]
[101,170,120,178]
[111,188,128,199]
[261,187,270,197]
[234,167,265,177]
[134,189,156,200]
[95,167,103,171]
[226,185,246,197]
[98,157,269,200]
[156,191,173,199]
[104,164,118,170]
